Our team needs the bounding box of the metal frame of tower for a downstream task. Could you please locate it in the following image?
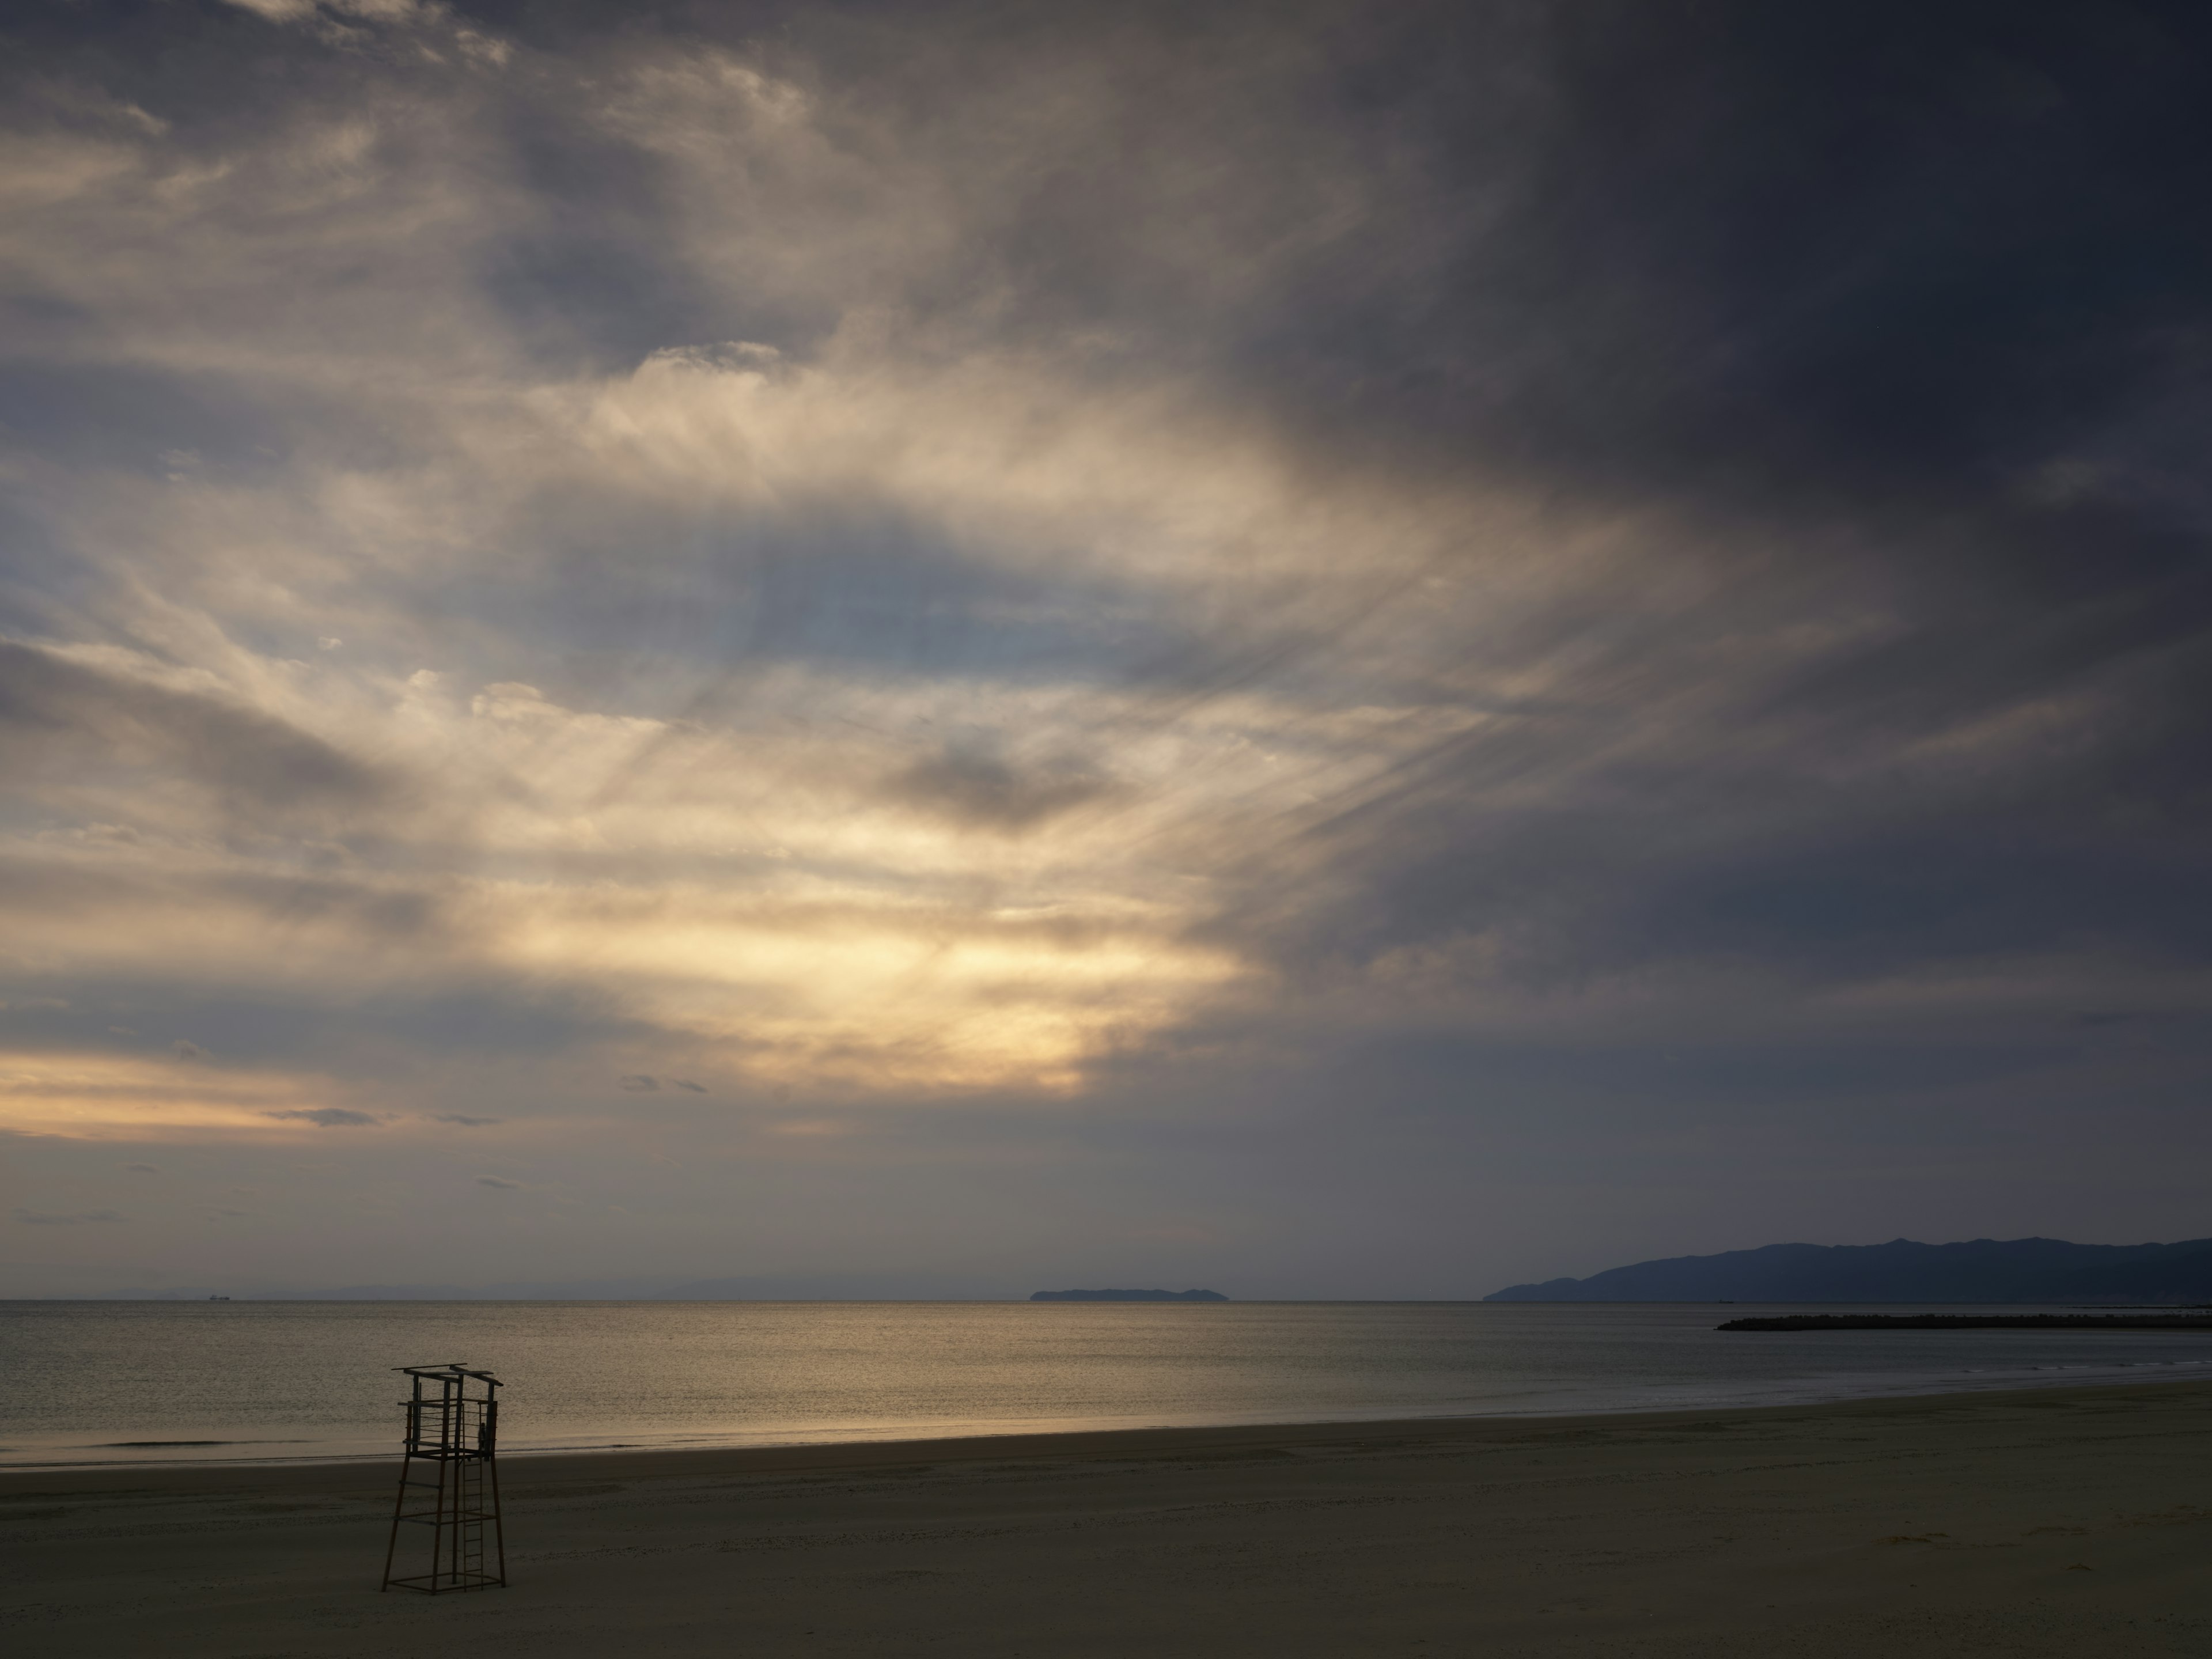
[380,1362,507,1593]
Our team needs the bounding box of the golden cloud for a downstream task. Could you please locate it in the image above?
[0,1051,374,1141]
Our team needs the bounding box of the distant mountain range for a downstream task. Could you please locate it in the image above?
[1486,1236,2212,1304]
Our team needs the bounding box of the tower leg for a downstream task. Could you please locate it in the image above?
[380,1453,411,1591]
[488,1450,507,1586]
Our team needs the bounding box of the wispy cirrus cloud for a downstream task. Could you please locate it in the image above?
[2,2,2209,1297]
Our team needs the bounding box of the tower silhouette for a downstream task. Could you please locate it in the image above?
[381,1362,506,1593]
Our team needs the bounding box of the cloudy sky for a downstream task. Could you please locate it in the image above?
[3,0,2208,1298]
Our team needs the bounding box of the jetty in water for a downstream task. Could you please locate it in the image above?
[1718,1312,2212,1332]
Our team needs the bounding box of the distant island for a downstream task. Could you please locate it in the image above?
[1029,1288,1228,1302]
[1484,1236,2212,1304]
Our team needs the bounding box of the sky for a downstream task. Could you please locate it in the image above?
[3,0,2209,1299]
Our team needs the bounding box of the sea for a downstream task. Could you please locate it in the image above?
[4,1299,2209,1471]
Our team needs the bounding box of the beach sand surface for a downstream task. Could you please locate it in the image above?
[6,1379,2210,1656]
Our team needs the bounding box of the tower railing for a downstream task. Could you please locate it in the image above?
[380,1362,506,1593]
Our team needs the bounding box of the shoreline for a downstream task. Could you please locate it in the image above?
[10,1371,2209,1495]
[17,1299,2212,1474]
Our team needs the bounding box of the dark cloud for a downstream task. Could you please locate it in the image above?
[263,1108,380,1127]
[435,1114,503,1127]
[886,748,1114,834]
[1503,3,2212,508]
[1097,4,2212,1058]
[618,1075,659,1091]
[476,1175,522,1189]
[669,1079,706,1093]
[0,643,394,821]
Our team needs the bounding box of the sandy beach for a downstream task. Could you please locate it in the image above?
[6,1379,2210,1657]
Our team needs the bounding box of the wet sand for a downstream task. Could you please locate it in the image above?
[7,1379,2210,1657]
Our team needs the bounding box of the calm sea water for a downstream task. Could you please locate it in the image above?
[4,1300,2209,1469]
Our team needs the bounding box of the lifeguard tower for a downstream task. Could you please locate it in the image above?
[380,1362,506,1593]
